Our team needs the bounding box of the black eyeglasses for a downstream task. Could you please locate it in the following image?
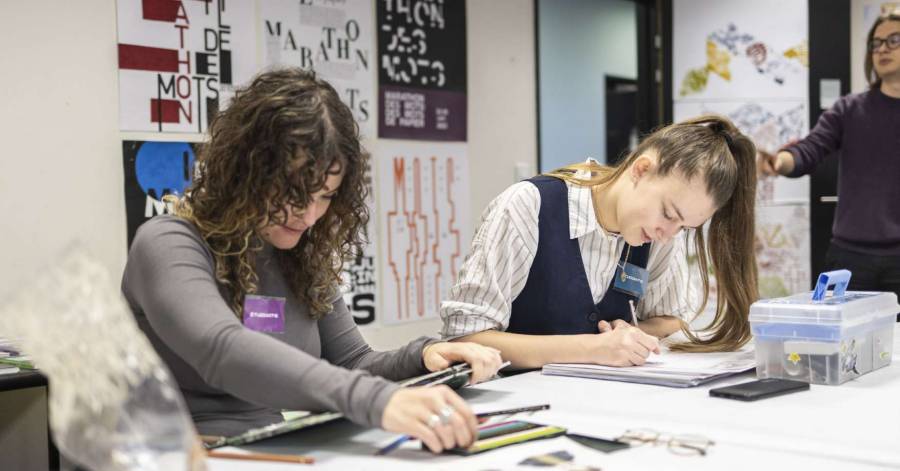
[869,32,900,52]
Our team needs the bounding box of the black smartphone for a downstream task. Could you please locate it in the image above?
[709,378,809,401]
[565,433,631,453]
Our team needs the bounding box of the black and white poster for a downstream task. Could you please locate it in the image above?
[377,0,467,141]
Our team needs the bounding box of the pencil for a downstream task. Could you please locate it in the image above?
[206,449,314,464]
[375,434,412,455]
[476,404,550,418]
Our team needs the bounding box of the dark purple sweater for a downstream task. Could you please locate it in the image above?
[785,87,900,255]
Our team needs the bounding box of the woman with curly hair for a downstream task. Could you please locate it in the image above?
[122,68,502,453]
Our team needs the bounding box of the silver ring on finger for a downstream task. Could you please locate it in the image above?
[438,405,454,425]
[426,413,442,428]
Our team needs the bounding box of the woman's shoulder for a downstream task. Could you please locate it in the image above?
[134,214,201,240]
[484,180,541,214]
[130,215,209,259]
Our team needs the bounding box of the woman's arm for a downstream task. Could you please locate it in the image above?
[440,182,541,339]
[456,328,659,370]
[637,316,684,338]
[123,217,398,428]
[318,296,437,380]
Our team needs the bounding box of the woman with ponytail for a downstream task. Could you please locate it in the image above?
[440,115,759,368]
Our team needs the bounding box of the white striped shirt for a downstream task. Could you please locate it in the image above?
[440,174,701,339]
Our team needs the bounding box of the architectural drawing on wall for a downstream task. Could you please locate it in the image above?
[116,0,256,133]
[376,142,470,324]
[260,0,375,138]
[756,204,811,298]
[679,23,808,97]
[677,100,808,204]
[674,0,812,298]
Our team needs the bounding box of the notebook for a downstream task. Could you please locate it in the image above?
[542,349,756,388]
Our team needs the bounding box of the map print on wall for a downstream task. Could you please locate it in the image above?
[375,142,470,324]
[674,100,808,203]
[117,0,256,133]
[756,204,811,298]
[260,0,375,138]
[673,0,811,302]
[679,23,808,98]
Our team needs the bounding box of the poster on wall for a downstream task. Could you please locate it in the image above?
[340,160,378,326]
[672,0,809,202]
[375,141,471,324]
[116,0,257,133]
[260,0,376,138]
[377,0,467,141]
[258,0,380,324]
[123,140,197,246]
[673,0,811,299]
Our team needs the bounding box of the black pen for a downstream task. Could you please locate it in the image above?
[476,404,551,419]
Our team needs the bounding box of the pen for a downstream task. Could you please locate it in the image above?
[628,299,638,327]
[206,449,314,464]
[375,434,413,455]
[476,404,551,419]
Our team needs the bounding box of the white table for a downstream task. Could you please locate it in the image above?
[209,325,900,470]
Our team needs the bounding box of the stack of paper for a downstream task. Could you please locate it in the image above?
[542,349,756,387]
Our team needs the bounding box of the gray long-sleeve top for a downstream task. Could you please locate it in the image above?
[122,215,435,436]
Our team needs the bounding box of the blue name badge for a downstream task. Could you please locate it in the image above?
[613,262,649,298]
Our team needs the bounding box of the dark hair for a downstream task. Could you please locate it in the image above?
[548,115,759,352]
[865,7,900,89]
[175,67,368,319]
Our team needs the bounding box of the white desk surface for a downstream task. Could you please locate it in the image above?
[209,325,900,470]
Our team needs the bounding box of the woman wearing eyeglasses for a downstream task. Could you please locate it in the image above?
[758,8,900,311]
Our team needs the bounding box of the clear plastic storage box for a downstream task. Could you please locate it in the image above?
[749,291,898,385]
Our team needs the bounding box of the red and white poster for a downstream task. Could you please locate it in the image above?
[116,0,257,133]
[375,141,470,324]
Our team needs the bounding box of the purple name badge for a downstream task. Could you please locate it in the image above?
[242,295,286,333]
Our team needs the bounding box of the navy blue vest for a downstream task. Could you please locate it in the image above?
[507,176,650,335]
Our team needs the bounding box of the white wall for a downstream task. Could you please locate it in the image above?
[0,1,127,290]
[0,0,536,349]
[538,0,637,171]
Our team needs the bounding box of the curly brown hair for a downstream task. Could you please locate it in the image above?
[174,67,369,319]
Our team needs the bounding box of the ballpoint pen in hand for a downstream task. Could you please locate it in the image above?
[628,299,639,327]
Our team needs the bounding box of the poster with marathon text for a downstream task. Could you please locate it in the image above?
[377,0,467,141]
[260,0,376,138]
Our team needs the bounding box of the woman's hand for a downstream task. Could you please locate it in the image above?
[422,341,504,384]
[587,322,660,366]
[381,386,478,453]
